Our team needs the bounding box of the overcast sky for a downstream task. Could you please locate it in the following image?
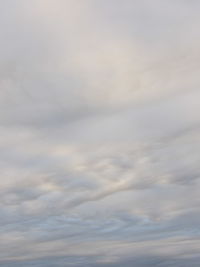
[0,1,200,266]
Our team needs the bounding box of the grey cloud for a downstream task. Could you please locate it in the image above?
[0,0,200,266]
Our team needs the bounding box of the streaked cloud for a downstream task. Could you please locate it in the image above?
[0,0,200,266]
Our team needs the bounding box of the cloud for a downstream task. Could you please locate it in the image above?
[0,0,200,266]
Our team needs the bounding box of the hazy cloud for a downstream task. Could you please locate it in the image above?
[0,0,200,266]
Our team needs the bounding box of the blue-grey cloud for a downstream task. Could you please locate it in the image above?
[0,0,200,266]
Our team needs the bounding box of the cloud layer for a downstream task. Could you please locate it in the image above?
[0,0,200,266]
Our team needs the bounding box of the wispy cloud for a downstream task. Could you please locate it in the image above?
[0,0,200,266]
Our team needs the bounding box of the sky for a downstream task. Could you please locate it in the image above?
[0,0,200,266]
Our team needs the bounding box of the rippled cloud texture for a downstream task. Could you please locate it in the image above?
[0,0,200,266]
